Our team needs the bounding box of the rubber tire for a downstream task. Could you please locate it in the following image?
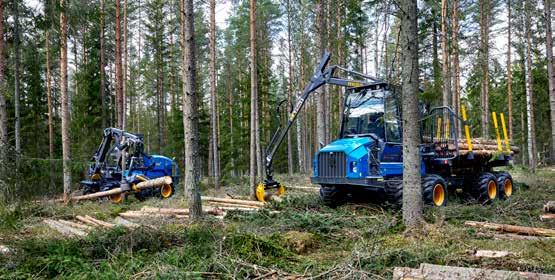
[422,174,448,207]
[495,172,514,199]
[319,185,346,207]
[160,184,175,199]
[384,179,403,209]
[473,172,498,202]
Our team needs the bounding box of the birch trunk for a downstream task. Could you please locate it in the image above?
[544,0,555,162]
[209,0,220,188]
[480,0,490,137]
[60,0,71,202]
[316,0,326,148]
[181,0,202,218]
[400,0,423,229]
[46,31,54,160]
[525,0,536,172]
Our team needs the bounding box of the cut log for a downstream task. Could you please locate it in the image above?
[287,186,319,192]
[465,221,555,237]
[140,206,189,214]
[119,211,188,219]
[201,196,264,207]
[0,245,13,256]
[69,176,173,202]
[85,215,115,228]
[476,232,555,241]
[57,219,93,231]
[540,214,555,221]
[467,249,512,258]
[44,219,87,237]
[113,216,140,228]
[393,263,555,280]
[543,201,555,213]
[212,206,258,211]
[205,201,260,209]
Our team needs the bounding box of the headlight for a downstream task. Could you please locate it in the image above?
[351,161,358,173]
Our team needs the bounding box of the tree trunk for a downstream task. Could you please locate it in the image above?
[14,0,20,154]
[432,19,441,101]
[100,0,106,129]
[115,0,123,128]
[480,0,490,138]
[525,0,536,172]
[46,31,54,160]
[400,0,423,230]
[249,0,259,198]
[441,0,451,109]
[181,0,202,218]
[507,0,513,139]
[286,0,294,176]
[60,0,71,202]
[0,0,6,160]
[209,0,220,188]
[544,0,555,163]
[451,0,461,137]
[122,0,128,130]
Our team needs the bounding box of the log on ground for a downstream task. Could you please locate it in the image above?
[465,221,555,237]
[44,219,87,237]
[543,201,555,213]
[393,263,555,280]
[201,196,264,207]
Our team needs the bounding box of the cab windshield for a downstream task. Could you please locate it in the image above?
[341,88,401,142]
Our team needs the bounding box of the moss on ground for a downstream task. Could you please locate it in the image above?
[0,166,554,279]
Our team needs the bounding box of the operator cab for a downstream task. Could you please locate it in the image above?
[340,85,402,144]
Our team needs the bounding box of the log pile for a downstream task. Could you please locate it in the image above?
[201,196,265,212]
[43,216,117,237]
[393,263,555,280]
[426,138,520,156]
[465,220,555,238]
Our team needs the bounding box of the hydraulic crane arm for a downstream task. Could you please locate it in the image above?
[90,128,144,175]
[262,52,384,190]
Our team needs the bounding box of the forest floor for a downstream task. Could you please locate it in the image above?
[0,166,554,279]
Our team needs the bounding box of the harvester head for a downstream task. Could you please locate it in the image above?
[255,180,286,202]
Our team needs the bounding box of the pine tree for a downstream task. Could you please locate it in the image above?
[507,0,513,139]
[14,0,21,154]
[115,0,124,128]
[181,0,202,218]
[0,0,5,159]
[60,0,72,202]
[209,0,220,188]
[544,0,555,162]
[479,0,490,137]
[400,0,423,230]
[249,0,259,198]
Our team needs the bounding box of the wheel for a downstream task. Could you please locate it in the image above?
[160,184,174,199]
[422,175,448,207]
[109,192,126,204]
[473,172,498,202]
[384,179,403,208]
[319,185,346,207]
[495,172,514,199]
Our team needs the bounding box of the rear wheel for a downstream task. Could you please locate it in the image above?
[422,175,448,207]
[109,192,126,204]
[473,172,498,202]
[495,172,514,199]
[319,185,346,207]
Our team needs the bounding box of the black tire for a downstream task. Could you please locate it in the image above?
[422,175,448,207]
[473,172,498,202]
[384,179,403,208]
[495,172,514,199]
[319,185,346,207]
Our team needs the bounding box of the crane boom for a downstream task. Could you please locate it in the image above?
[260,52,386,198]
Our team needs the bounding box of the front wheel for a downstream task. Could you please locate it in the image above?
[319,185,346,207]
[422,175,448,207]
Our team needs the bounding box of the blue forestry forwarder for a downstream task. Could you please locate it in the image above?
[80,128,179,203]
[257,52,515,207]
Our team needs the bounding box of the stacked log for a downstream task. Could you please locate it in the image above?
[201,196,264,211]
[43,216,116,237]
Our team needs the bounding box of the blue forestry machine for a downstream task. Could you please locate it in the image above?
[258,52,516,206]
[80,128,179,203]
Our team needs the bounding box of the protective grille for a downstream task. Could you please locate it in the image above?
[317,152,347,178]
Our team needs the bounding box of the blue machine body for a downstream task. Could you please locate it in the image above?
[125,154,179,185]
